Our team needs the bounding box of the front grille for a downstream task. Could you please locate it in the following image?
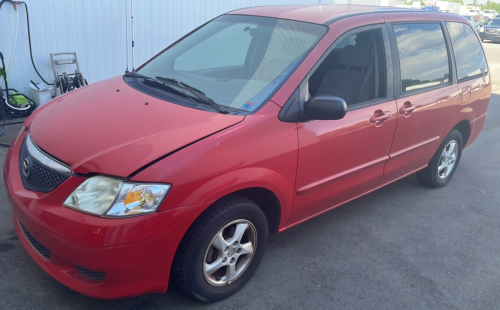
[75,266,107,282]
[19,137,69,193]
[19,221,51,260]
[486,28,499,34]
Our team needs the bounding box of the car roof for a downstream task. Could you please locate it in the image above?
[228,4,415,25]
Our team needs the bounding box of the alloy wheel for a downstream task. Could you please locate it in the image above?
[203,219,257,286]
[437,140,458,179]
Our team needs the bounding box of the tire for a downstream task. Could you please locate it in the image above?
[174,196,268,302]
[417,129,463,188]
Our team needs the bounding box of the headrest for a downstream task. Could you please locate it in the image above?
[339,45,371,68]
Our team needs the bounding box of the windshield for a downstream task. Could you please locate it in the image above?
[491,19,500,25]
[136,15,327,112]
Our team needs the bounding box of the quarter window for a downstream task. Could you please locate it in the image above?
[393,23,450,92]
[446,22,487,81]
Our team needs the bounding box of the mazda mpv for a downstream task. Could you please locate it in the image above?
[4,5,491,302]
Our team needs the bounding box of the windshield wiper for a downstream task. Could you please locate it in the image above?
[156,76,205,94]
[155,76,229,114]
[141,78,188,98]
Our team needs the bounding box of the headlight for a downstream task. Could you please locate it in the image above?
[63,176,171,217]
[480,27,484,32]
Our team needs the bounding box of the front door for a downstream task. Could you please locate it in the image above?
[288,27,398,226]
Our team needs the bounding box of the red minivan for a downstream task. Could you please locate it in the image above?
[4,5,491,302]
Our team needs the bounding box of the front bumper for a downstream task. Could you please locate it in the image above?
[479,32,500,41]
[11,206,182,299]
[4,131,209,299]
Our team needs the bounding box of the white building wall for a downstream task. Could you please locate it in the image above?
[0,0,387,96]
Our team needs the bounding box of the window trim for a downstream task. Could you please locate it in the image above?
[445,21,489,83]
[388,21,455,99]
[278,23,394,123]
[441,21,458,85]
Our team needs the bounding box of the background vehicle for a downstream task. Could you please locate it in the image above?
[421,6,440,11]
[4,5,491,302]
[479,17,500,42]
[483,9,497,21]
[466,15,482,32]
[465,9,481,18]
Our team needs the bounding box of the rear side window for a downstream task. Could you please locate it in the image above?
[393,23,450,92]
[446,22,487,81]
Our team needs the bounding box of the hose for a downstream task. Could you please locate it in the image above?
[7,10,19,76]
[0,115,9,147]
[0,120,24,125]
[0,121,10,148]
[0,51,10,103]
[0,119,6,136]
[0,119,26,147]
[0,8,18,88]
[0,0,53,85]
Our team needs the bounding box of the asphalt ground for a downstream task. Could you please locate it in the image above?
[1,43,500,310]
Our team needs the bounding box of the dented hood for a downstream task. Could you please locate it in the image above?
[28,76,244,177]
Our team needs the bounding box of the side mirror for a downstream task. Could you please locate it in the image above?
[304,96,347,120]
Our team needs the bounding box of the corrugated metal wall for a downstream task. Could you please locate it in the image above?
[0,0,392,96]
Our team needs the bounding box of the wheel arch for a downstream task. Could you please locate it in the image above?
[229,187,281,233]
[171,167,294,232]
[182,187,284,234]
[453,120,471,146]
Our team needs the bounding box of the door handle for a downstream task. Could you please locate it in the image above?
[399,101,416,116]
[370,111,391,124]
[462,86,471,104]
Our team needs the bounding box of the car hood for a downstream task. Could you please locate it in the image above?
[28,76,244,177]
[484,25,500,29]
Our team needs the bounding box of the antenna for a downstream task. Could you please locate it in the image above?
[125,0,129,73]
[131,0,135,71]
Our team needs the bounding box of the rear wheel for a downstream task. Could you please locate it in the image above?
[417,129,463,188]
[174,196,268,302]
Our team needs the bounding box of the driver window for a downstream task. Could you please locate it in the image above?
[308,29,387,107]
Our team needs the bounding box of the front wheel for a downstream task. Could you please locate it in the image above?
[174,196,268,302]
[417,129,463,188]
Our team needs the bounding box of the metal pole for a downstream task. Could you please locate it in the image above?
[125,0,129,73]
[131,0,135,71]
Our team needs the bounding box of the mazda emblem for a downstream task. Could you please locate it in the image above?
[23,158,31,178]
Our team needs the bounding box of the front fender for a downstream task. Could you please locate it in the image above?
[174,167,293,228]
[131,102,298,232]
